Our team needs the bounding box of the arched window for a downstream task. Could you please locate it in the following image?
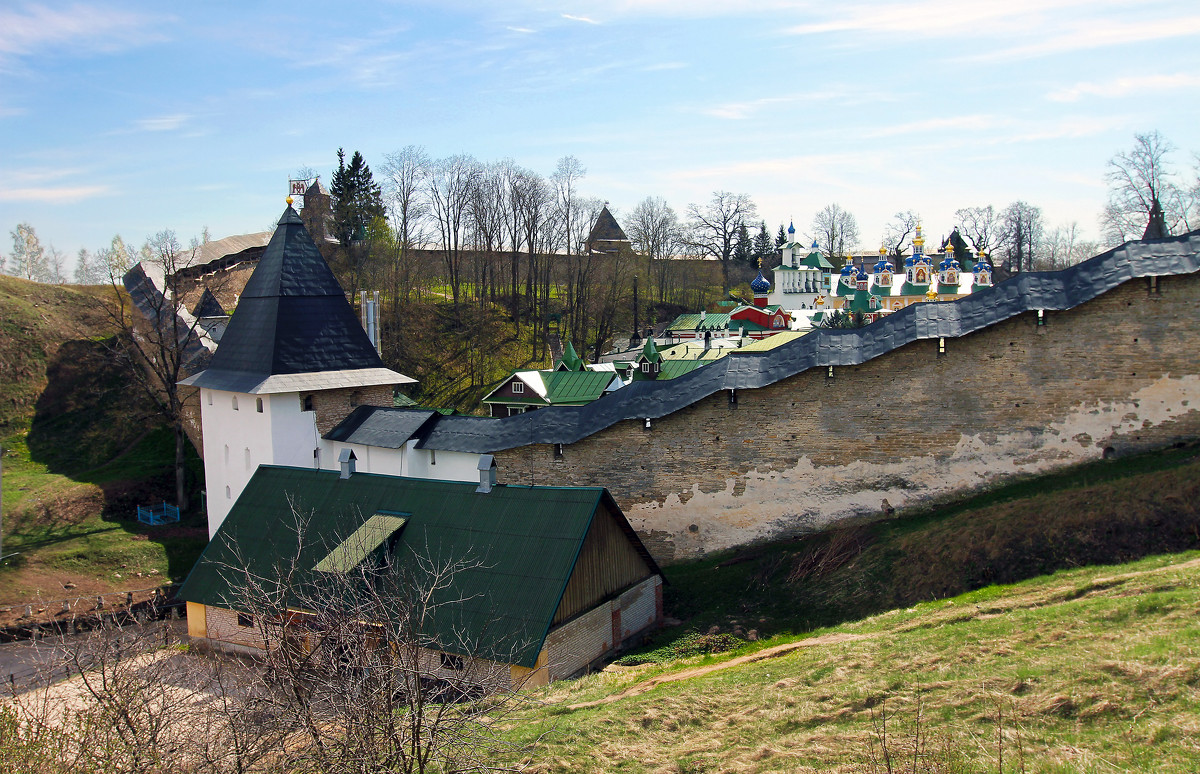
[232,395,238,410]
[256,397,263,413]
[244,448,251,471]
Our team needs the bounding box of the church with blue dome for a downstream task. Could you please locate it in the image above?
[824,222,994,318]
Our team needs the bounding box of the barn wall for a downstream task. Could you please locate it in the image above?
[545,574,663,681]
[553,502,654,625]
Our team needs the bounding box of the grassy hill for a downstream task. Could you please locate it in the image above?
[492,445,1200,772]
[0,275,206,617]
[506,550,1200,772]
[660,445,1200,639]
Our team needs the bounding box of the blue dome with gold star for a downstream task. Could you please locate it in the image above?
[750,269,771,293]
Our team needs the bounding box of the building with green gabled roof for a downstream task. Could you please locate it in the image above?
[554,340,586,371]
[482,368,623,417]
[179,464,663,691]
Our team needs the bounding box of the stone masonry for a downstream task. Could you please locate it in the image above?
[494,274,1200,563]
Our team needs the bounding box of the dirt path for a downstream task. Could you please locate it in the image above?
[567,632,868,710]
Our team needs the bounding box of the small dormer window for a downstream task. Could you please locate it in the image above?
[641,362,650,373]
[511,381,524,394]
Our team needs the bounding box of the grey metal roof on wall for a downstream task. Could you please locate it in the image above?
[325,407,439,448]
[416,230,1200,453]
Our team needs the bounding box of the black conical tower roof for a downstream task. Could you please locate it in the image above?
[204,206,384,376]
[587,206,629,243]
[190,287,226,318]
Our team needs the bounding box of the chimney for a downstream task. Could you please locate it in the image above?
[338,448,357,479]
[476,454,497,494]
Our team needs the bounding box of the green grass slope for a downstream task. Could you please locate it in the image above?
[0,275,206,613]
[662,445,1200,638]
[507,551,1200,773]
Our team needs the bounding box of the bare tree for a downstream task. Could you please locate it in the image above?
[687,191,757,291]
[1040,222,1097,270]
[381,145,432,305]
[809,203,859,264]
[112,231,222,511]
[427,154,482,306]
[8,223,49,281]
[9,613,282,774]
[954,205,998,255]
[881,210,918,260]
[212,504,544,774]
[627,196,683,304]
[1102,131,1196,244]
[996,201,1044,273]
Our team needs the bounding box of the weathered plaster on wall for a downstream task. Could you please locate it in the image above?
[625,374,1200,557]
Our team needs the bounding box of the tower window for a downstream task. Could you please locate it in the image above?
[256,397,263,413]
[225,486,231,500]
[224,445,229,465]
[232,396,238,410]
[244,448,251,471]
[302,394,314,412]
[554,443,564,460]
[207,392,212,406]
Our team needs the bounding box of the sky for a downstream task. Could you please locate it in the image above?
[2,0,1199,270]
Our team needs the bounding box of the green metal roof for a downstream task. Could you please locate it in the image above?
[801,252,835,270]
[666,312,733,332]
[555,340,585,371]
[542,370,618,403]
[313,513,408,573]
[179,466,653,667]
[638,338,662,364]
[657,359,714,379]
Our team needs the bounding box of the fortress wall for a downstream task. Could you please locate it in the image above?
[494,273,1200,563]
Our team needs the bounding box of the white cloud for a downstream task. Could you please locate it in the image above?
[979,15,1200,61]
[136,113,190,132]
[1048,72,1200,102]
[0,3,163,58]
[781,0,1200,62]
[642,61,687,71]
[863,114,997,138]
[562,13,600,24]
[506,26,536,33]
[0,185,109,203]
[783,0,1092,38]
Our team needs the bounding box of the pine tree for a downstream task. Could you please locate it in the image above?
[753,221,774,263]
[330,148,386,246]
[775,224,787,249]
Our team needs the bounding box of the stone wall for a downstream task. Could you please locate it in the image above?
[495,274,1200,563]
[312,384,394,435]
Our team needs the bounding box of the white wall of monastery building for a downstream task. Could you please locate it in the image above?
[201,386,485,535]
